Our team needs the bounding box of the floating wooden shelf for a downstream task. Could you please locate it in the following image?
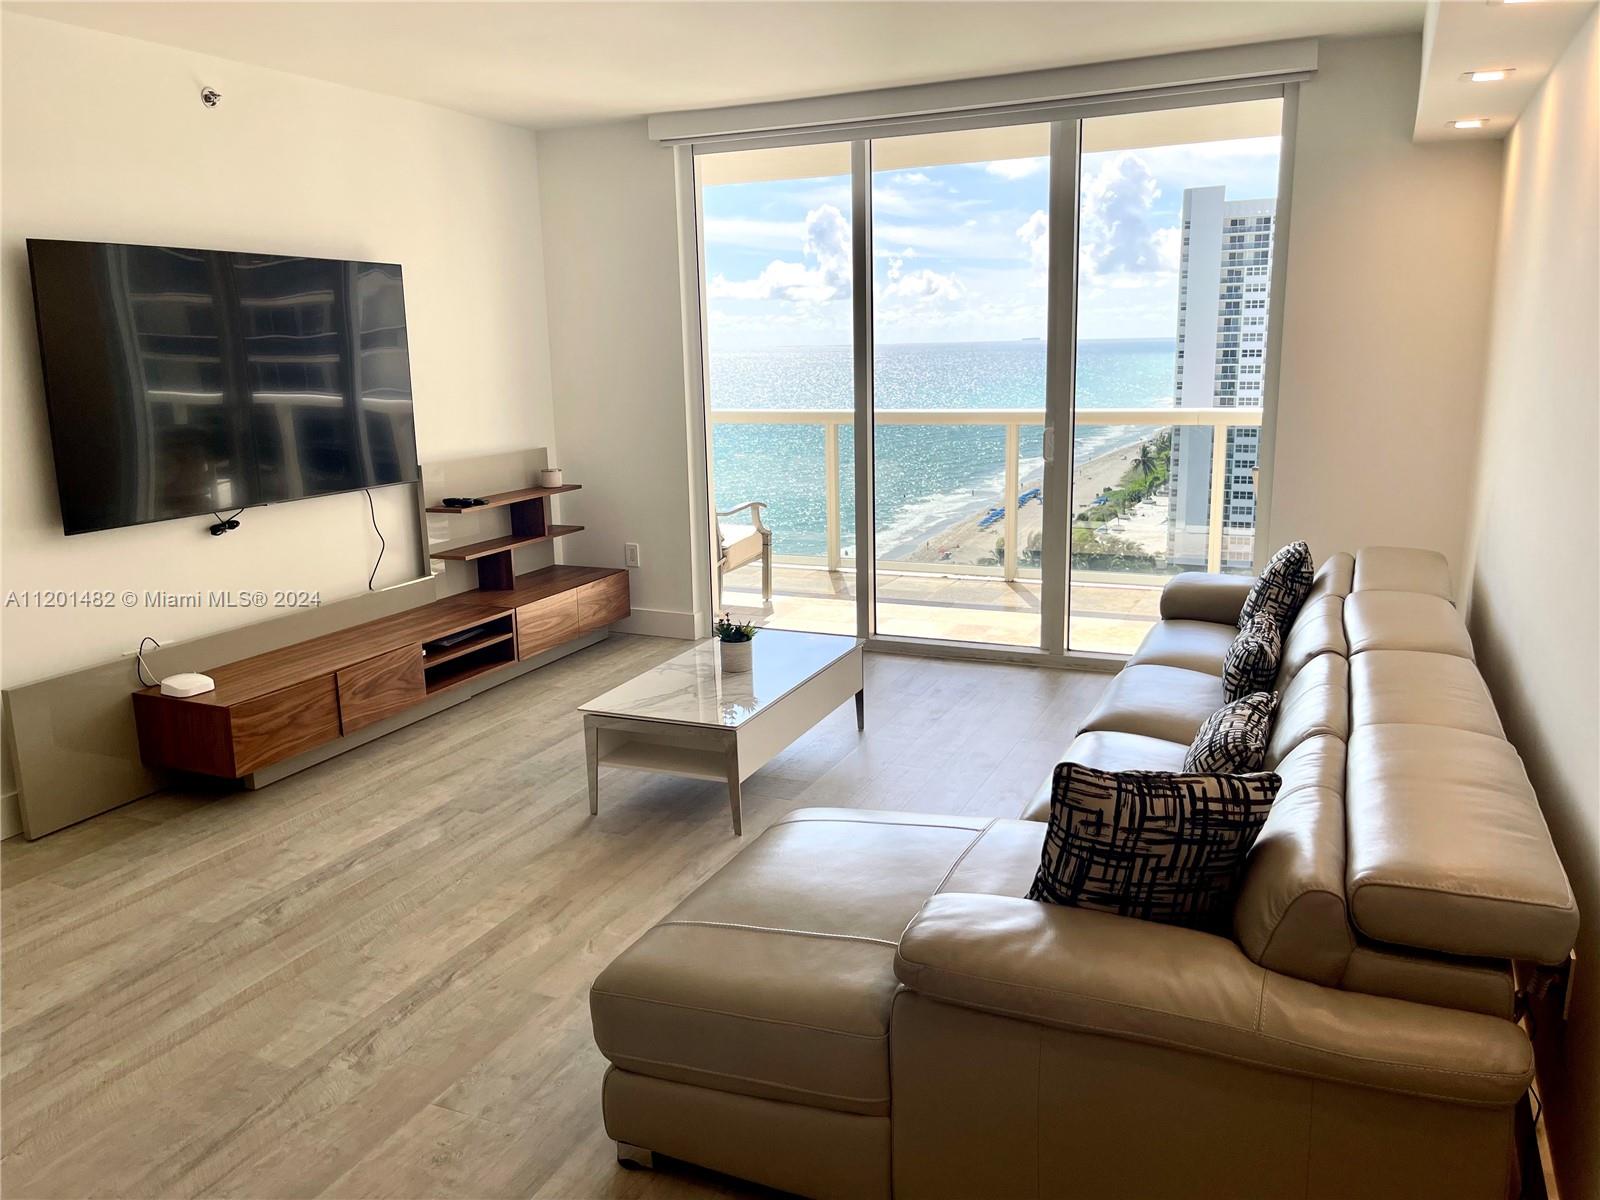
[424,651,516,696]
[422,627,515,668]
[425,484,581,514]
[428,525,584,562]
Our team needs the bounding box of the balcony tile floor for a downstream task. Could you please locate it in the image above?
[722,562,1161,654]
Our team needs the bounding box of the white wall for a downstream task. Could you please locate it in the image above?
[0,12,556,690]
[1267,33,1503,581]
[1462,12,1599,1198]
[535,120,700,636]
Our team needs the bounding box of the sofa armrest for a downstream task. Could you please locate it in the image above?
[1159,572,1255,624]
[893,893,1531,1106]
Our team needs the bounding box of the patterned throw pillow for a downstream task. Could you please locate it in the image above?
[1184,691,1278,773]
[1224,612,1282,702]
[1027,763,1281,930]
[1239,541,1314,630]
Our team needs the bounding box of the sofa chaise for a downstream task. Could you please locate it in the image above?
[588,546,1578,1200]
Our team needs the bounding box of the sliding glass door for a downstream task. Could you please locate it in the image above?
[868,125,1052,647]
[693,92,1289,660]
[1065,99,1284,653]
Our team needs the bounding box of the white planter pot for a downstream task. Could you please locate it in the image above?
[719,638,753,673]
[539,467,564,488]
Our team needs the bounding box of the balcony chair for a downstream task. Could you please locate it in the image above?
[717,501,772,601]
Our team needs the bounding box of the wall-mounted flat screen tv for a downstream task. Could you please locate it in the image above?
[27,239,420,535]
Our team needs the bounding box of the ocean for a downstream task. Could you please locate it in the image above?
[709,338,1177,559]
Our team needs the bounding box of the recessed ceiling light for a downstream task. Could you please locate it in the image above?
[1465,68,1514,82]
[1450,119,1488,129]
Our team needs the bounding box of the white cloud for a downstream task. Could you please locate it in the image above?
[985,157,1047,181]
[706,204,852,303]
[1078,152,1180,282]
[883,268,964,302]
[896,171,932,185]
[1016,210,1049,272]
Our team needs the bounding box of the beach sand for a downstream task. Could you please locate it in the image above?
[895,436,1166,567]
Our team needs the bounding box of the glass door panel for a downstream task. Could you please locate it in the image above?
[868,124,1051,647]
[697,143,856,634]
[1066,99,1283,653]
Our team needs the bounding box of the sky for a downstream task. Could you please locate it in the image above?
[702,135,1281,351]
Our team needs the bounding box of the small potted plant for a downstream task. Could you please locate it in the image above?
[714,612,757,673]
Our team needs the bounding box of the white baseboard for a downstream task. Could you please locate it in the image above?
[2,790,20,841]
[614,607,697,639]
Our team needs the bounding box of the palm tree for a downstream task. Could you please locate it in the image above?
[1134,442,1157,479]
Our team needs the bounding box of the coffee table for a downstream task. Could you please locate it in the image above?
[579,630,864,834]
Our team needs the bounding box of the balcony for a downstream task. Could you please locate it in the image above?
[712,405,1262,655]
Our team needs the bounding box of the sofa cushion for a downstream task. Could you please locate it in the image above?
[1029,763,1280,930]
[1305,551,1356,602]
[1344,592,1473,659]
[1265,652,1350,767]
[1183,691,1276,774]
[1341,940,1515,1020]
[1127,619,1235,676]
[590,809,996,1117]
[1351,649,1504,738]
[1238,541,1314,629]
[1276,594,1347,683]
[1223,613,1281,701]
[1078,664,1225,745]
[1233,776,1352,986]
[1021,731,1190,821]
[1346,725,1579,964]
[1353,546,1453,602]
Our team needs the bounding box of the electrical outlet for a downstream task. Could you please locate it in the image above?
[624,542,641,568]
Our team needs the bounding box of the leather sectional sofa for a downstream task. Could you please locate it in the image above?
[589,547,1578,1199]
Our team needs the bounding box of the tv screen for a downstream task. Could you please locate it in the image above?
[27,239,420,535]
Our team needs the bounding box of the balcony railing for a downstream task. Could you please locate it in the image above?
[710,406,1264,580]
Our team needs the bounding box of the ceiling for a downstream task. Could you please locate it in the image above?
[6,1,1424,130]
[1414,0,1598,141]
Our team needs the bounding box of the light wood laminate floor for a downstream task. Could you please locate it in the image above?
[0,635,1108,1199]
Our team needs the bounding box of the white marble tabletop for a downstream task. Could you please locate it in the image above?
[579,629,861,728]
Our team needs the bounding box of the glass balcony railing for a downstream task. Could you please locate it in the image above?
[711,406,1262,652]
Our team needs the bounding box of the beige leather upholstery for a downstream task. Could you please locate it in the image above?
[1076,663,1223,744]
[890,993,1520,1200]
[1341,940,1516,1020]
[1354,545,1453,601]
[592,809,992,1119]
[1352,649,1504,738]
[1158,571,1253,624]
[1020,730,1189,821]
[1125,618,1234,675]
[1235,767,1352,985]
[1276,593,1348,682]
[603,1068,890,1200]
[895,893,1532,1104]
[1346,724,1578,963]
[1266,652,1350,766]
[1345,591,1474,659]
[1306,550,1356,602]
[590,546,1577,1200]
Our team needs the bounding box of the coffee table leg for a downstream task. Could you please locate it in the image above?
[725,741,742,837]
[855,689,865,732]
[585,719,600,816]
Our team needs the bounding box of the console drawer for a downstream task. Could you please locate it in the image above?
[231,675,341,776]
[578,573,630,631]
[337,644,425,733]
[518,591,580,659]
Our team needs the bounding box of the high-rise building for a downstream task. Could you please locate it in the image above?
[1166,185,1274,570]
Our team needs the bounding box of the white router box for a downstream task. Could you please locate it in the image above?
[159,672,215,698]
